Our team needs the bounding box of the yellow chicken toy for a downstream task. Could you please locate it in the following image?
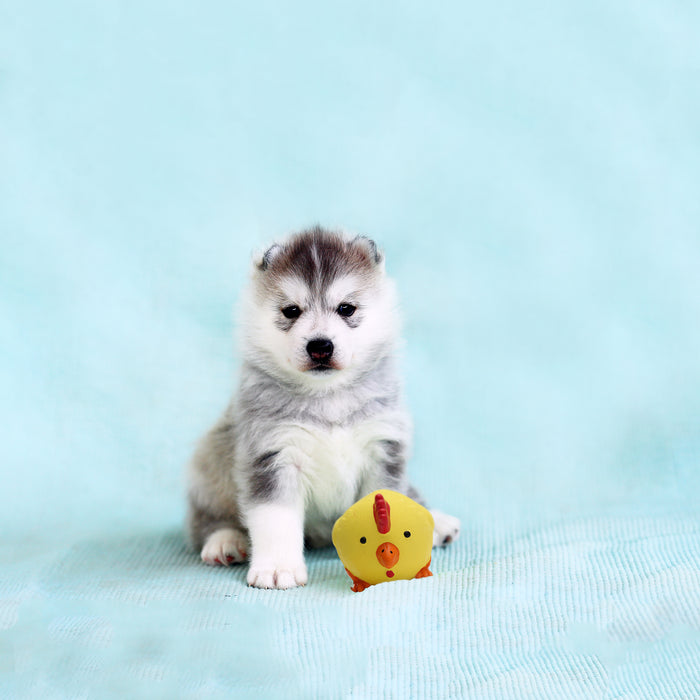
[332,489,434,592]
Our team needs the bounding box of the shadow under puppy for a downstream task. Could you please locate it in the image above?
[187,227,460,589]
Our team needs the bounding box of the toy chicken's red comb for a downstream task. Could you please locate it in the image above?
[373,493,391,534]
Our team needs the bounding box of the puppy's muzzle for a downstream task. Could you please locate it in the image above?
[306,338,334,365]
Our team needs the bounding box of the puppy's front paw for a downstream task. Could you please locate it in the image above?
[247,559,308,589]
[201,528,249,566]
[431,510,461,547]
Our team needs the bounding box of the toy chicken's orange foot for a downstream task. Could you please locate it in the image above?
[414,558,433,579]
[345,568,371,592]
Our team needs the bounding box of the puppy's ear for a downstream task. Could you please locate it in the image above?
[353,235,384,266]
[257,243,283,271]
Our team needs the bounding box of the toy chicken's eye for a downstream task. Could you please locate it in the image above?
[360,536,367,544]
[403,531,411,538]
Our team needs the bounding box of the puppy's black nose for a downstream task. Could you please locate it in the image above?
[306,338,334,363]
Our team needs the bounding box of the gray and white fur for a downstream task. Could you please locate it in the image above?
[187,227,460,589]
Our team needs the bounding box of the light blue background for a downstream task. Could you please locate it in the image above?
[2,2,699,698]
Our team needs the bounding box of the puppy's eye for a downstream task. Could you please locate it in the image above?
[281,305,302,319]
[337,303,356,317]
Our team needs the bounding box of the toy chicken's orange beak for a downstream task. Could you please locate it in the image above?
[376,541,400,568]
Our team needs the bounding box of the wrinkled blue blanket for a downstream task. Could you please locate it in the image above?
[3,514,700,698]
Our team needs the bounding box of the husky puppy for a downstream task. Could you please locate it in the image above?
[187,227,460,589]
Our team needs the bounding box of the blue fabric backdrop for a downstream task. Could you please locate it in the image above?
[2,2,699,697]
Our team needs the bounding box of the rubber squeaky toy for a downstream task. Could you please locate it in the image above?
[331,489,434,592]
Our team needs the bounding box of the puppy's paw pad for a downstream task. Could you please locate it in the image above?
[431,510,461,548]
[247,563,308,589]
[201,528,249,567]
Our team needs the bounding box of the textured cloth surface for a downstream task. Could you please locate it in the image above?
[3,515,700,698]
[2,1,700,698]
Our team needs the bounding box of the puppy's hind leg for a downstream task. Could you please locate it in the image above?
[201,527,249,566]
[404,485,460,547]
[188,502,249,567]
[431,510,461,547]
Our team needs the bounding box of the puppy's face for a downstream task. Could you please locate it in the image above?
[242,229,399,391]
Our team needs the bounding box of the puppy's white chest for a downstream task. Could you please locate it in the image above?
[301,425,368,506]
[282,420,382,519]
